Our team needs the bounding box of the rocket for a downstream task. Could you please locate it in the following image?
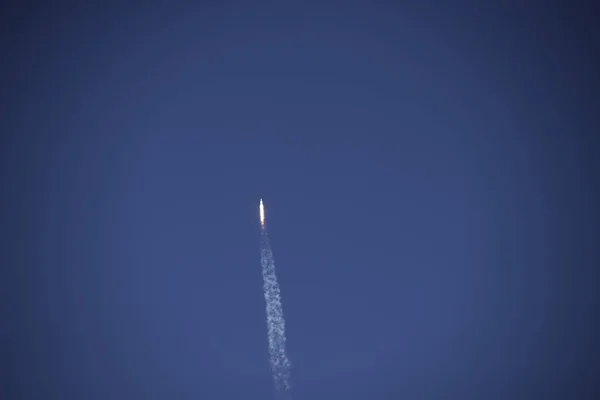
[259,198,265,227]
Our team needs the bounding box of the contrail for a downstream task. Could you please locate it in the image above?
[259,199,292,397]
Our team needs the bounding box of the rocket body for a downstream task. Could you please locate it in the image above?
[259,198,265,227]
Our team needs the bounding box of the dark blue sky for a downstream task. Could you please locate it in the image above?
[2,1,599,399]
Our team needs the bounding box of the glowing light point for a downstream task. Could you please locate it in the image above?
[259,198,265,227]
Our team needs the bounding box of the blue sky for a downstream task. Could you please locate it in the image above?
[2,1,599,399]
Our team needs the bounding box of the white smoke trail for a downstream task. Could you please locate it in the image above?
[260,227,291,397]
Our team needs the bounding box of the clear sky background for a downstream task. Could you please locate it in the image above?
[2,1,599,399]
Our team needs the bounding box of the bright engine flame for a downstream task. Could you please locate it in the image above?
[260,199,265,227]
